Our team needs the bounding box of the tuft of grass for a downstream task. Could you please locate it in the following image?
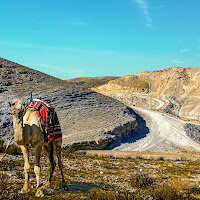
[110,76,149,91]
[171,178,191,193]
[64,147,75,156]
[151,179,200,200]
[136,155,145,160]
[158,156,165,161]
[0,140,22,155]
[0,174,7,193]
[151,184,181,200]
[0,140,4,153]
[6,144,22,155]
[130,172,155,188]
[88,188,135,200]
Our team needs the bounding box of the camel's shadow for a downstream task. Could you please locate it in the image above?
[107,110,150,149]
[60,182,99,193]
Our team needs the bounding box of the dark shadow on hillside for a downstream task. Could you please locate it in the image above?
[106,109,150,150]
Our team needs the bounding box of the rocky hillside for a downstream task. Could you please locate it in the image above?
[0,57,137,149]
[94,67,200,122]
[66,76,119,88]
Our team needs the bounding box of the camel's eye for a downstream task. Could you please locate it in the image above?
[12,103,15,106]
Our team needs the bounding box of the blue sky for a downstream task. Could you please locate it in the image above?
[0,0,200,79]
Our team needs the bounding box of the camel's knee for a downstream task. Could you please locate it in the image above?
[34,166,41,176]
[24,163,30,173]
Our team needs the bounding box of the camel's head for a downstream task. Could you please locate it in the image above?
[9,99,25,117]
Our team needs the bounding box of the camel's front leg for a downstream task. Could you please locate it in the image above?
[34,142,44,197]
[19,145,30,193]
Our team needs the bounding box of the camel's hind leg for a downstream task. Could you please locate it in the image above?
[19,145,30,193]
[54,138,67,189]
[44,141,56,188]
[34,141,44,197]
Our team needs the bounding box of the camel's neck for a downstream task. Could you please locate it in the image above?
[13,114,24,145]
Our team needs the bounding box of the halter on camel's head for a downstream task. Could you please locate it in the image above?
[0,100,24,162]
[9,93,32,118]
[9,99,25,119]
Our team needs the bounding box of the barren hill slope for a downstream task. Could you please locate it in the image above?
[66,76,119,88]
[94,67,200,122]
[0,57,137,149]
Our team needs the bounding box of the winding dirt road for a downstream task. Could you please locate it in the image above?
[112,107,200,153]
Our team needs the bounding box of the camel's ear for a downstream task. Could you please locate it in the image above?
[9,102,11,107]
[22,98,26,107]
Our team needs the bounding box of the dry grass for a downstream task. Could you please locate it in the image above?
[110,76,149,91]
[66,76,119,88]
[1,149,200,199]
[130,172,155,188]
[0,140,22,155]
[88,189,135,200]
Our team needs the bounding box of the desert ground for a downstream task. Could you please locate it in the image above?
[1,147,200,199]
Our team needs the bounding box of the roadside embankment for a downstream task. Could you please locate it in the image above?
[65,117,137,150]
[110,107,200,153]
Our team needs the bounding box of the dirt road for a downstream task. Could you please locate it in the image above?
[110,107,200,153]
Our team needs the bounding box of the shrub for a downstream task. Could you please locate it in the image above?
[158,156,165,161]
[151,184,182,200]
[0,140,4,153]
[171,178,190,193]
[88,189,135,200]
[6,144,22,155]
[0,140,22,155]
[64,147,75,155]
[130,172,155,188]
[136,155,145,160]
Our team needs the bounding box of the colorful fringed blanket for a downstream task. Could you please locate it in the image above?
[23,99,62,145]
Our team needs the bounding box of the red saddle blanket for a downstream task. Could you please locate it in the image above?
[24,100,62,145]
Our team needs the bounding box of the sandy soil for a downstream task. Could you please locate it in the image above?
[82,150,200,161]
[111,107,200,153]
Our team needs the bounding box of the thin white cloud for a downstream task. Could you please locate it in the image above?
[0,40,116,56]
[134,0,152,27]
[180,48,190,53]
[36,64,60,70]
[30,63,87,79]
[171,59,184,64]
[149,5,166,9]
[65,68,87,78]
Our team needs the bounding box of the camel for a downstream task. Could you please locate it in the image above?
[9,99,67,197]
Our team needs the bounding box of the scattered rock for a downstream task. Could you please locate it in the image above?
[184,123,200,143]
